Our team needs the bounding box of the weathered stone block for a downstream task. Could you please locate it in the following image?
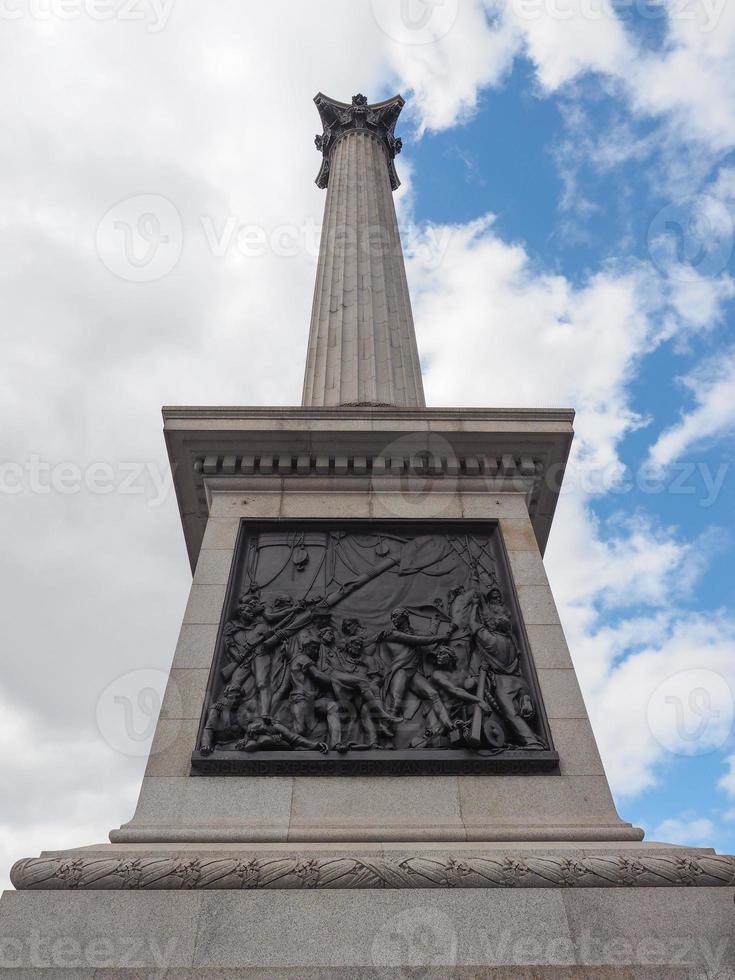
[200,518,240,552]
[182,585,227,625]
[370,490,462,519]
[209,492,282,518]
[114,776,292,840]
[461,492,528,519]
[458,775,630,839]
[507,548,550,587]
[171,625,219,669]
[279,491,371,519]
[288,777,464,842]
[159,669,210,722]
[552,719,606,776]
[193,550,233,586]
[498,517,538,551]
[145,719,200,777]
[517,586,561,626]
[525,625,574,670]
[537,669,589,720]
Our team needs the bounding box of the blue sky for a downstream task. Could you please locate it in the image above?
[411,52,734,581]
[392,13,735,849]
[1,0,735,881]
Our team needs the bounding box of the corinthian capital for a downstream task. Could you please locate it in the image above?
[313,92,405,191]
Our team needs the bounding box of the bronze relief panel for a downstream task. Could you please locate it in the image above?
[191,520,557,775]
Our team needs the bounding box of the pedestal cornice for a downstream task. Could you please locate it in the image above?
[162,405,575,571]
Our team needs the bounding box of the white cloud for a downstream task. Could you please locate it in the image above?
[498,0,735,157]
[0,691,143,890]
[649,350,735,467]
[384,1,519,132]
[543,485,733,800]
[651,814,718,847]
[719,755,735,798]
[579,613,735,796]
[662,273,735,335]
[712,166,735,204]
[631,1,735,153]
[380,0,735,162]
[502,0,634,93]
[405,210,733,475]
[403,211,734,799]
[406,215,651,472]
[385,2,735,206]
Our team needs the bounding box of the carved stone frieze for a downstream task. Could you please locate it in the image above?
[12,852,735,891]
[191,520,557,775]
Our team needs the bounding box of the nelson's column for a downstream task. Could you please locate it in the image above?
[2,93,734,977]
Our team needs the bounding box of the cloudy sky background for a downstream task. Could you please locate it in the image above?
[2,0,735,887]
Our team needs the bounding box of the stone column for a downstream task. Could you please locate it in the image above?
[302,93,426,408]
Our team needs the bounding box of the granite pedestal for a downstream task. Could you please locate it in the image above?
[3,408,733,976]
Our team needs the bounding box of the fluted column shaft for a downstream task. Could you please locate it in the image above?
[302,95,425,408]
